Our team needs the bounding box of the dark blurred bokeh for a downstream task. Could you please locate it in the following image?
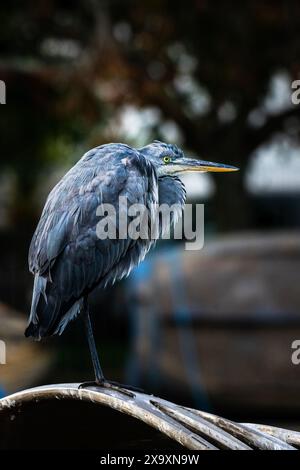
[1,0,300,445]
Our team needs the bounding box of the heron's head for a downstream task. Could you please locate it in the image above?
[140,141,238,176]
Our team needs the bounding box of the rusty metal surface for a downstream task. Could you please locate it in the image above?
[0,383,299,450]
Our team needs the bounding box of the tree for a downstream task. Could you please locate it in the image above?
[1,0,300,229]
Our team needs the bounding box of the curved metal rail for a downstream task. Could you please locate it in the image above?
[0,383,299,450]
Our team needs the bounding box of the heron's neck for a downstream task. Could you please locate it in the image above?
[158,175,186,207]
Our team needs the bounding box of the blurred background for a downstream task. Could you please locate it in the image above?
[1,0,300,446]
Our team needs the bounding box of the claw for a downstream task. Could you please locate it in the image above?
[107,380,145,394]
[78,379,143,397]
[78,380,102,390]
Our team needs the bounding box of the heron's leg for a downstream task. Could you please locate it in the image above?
[79,297,144,393]
[82,296,105,384]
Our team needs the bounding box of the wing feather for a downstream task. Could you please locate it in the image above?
[26,144,158,338]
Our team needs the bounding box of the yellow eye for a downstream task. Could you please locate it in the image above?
[163,156,171,164]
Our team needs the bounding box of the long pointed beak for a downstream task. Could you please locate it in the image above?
[183,158,239,173]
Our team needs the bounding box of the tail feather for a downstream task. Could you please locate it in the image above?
[24,321,40,339]
[25,274,82,339]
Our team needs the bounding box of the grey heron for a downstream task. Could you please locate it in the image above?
[26,141,238,388]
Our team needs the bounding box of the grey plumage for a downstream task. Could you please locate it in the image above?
[26,142,186,338]
[26,141,237,347]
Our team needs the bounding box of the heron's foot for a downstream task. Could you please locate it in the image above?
[105,380,144,394]
[78,380,102,390]
[78,379,144,395]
